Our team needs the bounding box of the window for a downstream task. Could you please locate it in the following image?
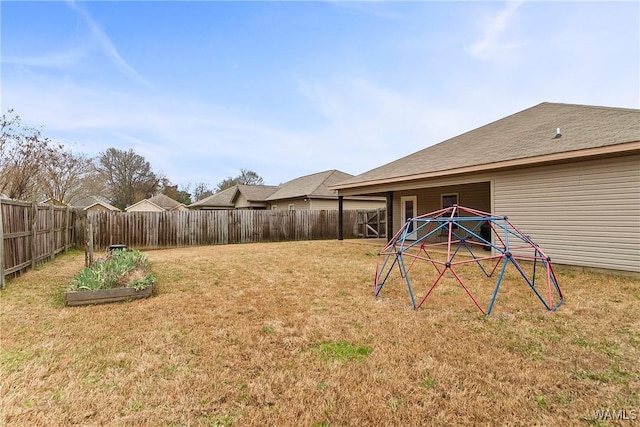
[288,204,295,211]
[441,193,459,229]
[442,194,458,209]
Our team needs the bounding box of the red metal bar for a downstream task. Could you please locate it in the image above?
[416,266,448,309]
[449,267,486,315]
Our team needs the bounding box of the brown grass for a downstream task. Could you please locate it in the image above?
[1,240,638,426]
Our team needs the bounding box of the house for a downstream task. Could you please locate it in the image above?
[188,170,386,211]
[267,170,385,211]
[189,185,280,210]
[332,102,640,273]
[72,196,121,212]
[125,194,188,212]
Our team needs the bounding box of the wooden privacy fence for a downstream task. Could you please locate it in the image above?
[1,206,384,287]
[81,209,373,250]
[0,199,77,288]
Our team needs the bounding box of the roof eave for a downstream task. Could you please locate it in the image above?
[332,141,640,191]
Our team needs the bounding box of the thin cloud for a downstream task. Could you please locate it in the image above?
[66,0,153,88]
[2,79,327,185]
[297,76,456,150]
[467,1,526,61]
[2,48,87,69]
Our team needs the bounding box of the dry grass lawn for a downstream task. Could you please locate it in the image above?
[1,240,639,426]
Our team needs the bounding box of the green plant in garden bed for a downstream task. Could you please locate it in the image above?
[70,250,155,291]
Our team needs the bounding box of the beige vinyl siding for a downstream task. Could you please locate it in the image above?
[235,193,268,209]
[270,198,310,210]
[309,199,336,210]
[343,199,385,210]
[493,154,640,272]
[307,198,370,210]
[234,193,250,209]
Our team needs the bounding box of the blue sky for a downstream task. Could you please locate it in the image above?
[2,1,638,190]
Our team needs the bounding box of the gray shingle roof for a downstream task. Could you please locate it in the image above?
[337,102,640,187]
[239,185,280,201]
[266,170,354,201]
[147,194,182,209]
[190,184,279,208]
[190,186,236,208]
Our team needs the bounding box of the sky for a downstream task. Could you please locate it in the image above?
[1,1,638,192]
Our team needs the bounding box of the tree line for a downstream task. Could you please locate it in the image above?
[0,109,264,210]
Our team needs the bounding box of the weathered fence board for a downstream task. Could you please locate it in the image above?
[82,209,365,250]
[0,200,76,286]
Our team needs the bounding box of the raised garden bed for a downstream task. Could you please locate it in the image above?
[65,248,155,307]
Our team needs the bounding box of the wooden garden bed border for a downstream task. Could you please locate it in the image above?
[65,284,153,306]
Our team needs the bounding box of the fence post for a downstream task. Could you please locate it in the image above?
[63,207,69,252]
[85,223,94,267]
[31,202,37,269]
[49,203,55,261]
[0,199,4,289]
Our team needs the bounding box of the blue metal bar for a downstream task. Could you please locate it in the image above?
[396,253,417,309]
[374,252,400,297]
[499,218,510,251]
[531,248,538,288]
[487,258,509,315]
[460,239,492,277]
[509,257,550,310]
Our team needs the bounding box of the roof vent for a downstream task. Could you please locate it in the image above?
[554,128,562,139]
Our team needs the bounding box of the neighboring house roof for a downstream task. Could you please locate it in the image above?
[189,185,279,209]
[333,102,640,189]
[238,185,280,202]
[146,194,186,210]
[72,195,120,211]
[125,194,186,212]
[190,186,236,209]
[267,170,354,201]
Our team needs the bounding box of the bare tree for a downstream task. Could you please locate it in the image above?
[216,169,264,193]
[193,182,214,201]
[94,148,162,210]
[40,148,95,204]
[0,109,58,201]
